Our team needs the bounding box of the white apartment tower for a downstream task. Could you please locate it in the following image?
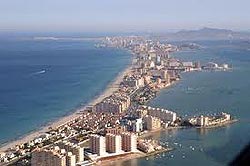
[89,134,106,156]
[106,134,122,153]
[121,132,137,152]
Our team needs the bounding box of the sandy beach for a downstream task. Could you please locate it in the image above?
[0,58,133,153]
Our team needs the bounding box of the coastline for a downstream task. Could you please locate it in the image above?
[140,119,238,140]
[96,148,173,166]
[0,52,133,153]
[106,119,239,165]
[196,119,238,129]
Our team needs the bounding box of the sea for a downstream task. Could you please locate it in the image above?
[1,37,250,166]
[0,38,131,145]
[109,40,250,166]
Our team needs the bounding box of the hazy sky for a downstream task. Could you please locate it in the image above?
[0,0,250,32]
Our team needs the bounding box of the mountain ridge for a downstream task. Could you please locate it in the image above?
[152,27,250,41]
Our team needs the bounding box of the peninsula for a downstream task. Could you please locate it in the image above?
[0,36,235,166]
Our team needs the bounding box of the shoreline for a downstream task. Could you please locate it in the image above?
[96,148,173,166]
[113,119,239,164]
[0,52,134,153]
[196,119,238,129]
[140,119,238,139]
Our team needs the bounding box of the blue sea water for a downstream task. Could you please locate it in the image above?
[0,39,131,145]
[1,38,250,166]
[110,40,250,166]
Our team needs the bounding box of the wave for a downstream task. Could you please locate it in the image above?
[30,70,46,76]
[33,36,101,41]
[33,37,59,41]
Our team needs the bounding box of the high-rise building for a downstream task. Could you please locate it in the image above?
[66,152,76,166]
[132,118,143,132]
[106,134,122,153]
[71,145,84,163]
[144,115,161,131]
[89,134,106,156]
[57,141,84,163]
[197,116,209,126]
[194,61,201,69]
[121,132,137,152]
[222,112,231,121]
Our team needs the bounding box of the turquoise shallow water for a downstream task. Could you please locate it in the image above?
[0,39,131,145]
[109,40,250,166]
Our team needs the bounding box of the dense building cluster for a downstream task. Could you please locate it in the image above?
[136,105,177,130]
[144,116,161,131]
[95,93,130,114]
[76,112,122,131]
[31,143,84,166]
[123,75,145,88]
[137,139,163,153]
[1,36,234,165]
[189,112,231,127]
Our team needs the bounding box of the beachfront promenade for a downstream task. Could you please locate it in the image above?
[0,36,235,166]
